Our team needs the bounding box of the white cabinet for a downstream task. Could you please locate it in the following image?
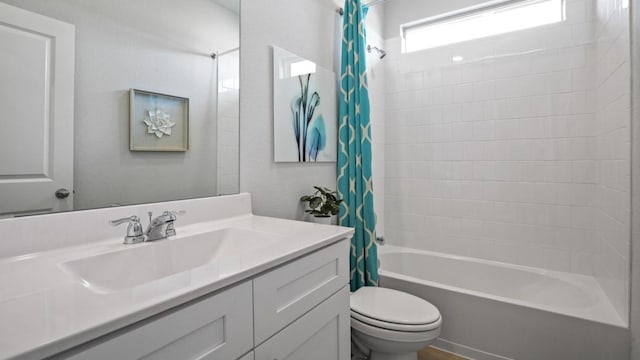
[56,239,350,360]
[254,287,350,360]
[253,240,349,345]
[61,282,253,360]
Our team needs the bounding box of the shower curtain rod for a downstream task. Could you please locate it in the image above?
[218,47,239,56]
[337,0,389,15]
[210,46,240,59]
[364,0,388,6]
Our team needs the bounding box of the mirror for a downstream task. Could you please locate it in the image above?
[0,0,240,217]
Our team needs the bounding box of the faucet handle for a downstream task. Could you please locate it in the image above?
[109,216,145,244]
[162,210,185,237]
[109,215,140,226]
[160,210,186,221]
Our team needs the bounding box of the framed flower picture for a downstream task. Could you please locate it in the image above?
[273,46,337,162]
[129,89,189,152]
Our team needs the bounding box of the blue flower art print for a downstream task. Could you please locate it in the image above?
[273,47,337,163]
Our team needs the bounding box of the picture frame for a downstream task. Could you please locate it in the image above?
[129,89,189,152]
[273,46,337,163]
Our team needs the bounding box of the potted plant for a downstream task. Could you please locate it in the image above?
[300,186,343,224]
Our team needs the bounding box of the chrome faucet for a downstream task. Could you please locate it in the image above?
[110,210,185,244]
[109,216,145,244]
[146,210,185,241]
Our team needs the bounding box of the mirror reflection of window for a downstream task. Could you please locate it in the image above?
[290,60,317,77]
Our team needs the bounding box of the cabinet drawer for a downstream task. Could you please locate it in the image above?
[253,239,349,345]
[254,286,350,360]
[61,281,253,360]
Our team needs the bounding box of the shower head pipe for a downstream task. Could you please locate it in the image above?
[367,44,387,59]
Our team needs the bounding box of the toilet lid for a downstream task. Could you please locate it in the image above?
[350,287,440,326]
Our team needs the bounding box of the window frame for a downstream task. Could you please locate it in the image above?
[400,0,566,54]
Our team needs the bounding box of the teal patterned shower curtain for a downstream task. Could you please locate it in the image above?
[337,0,378,292]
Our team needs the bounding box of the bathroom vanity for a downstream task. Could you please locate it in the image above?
[0,194,353,360]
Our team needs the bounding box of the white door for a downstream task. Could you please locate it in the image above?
[0,2,74,216]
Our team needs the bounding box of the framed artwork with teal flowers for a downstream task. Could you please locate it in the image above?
[273,46,337,162]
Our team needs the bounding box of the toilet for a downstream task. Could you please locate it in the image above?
[350,287,442,360]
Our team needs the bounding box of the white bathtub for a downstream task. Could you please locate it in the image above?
[378,246,629,360]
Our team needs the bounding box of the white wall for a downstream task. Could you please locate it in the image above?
[240,0,343,219]
[1,0,239,210]
[380,0,630,323]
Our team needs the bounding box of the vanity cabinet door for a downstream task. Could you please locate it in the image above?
[60,282,253,360]
[254,286,350,360]
[253,239,349,345]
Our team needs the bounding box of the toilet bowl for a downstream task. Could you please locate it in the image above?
[350,287,442,360]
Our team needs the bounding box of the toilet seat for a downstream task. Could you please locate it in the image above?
[350,287,441,332]
[351,315,440,343]
[351,310,441,332]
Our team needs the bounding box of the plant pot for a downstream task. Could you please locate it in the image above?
[312,216,333,225]
[303,214,334,225]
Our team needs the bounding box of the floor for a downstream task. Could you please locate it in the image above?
[418,347,468,360]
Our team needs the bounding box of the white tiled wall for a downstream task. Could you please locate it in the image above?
[217,50,240,195]
[378,0,630,321]
[630,0,640,351]
[593,0,631,324]
[366,9,386,237]
[217,88,240,195]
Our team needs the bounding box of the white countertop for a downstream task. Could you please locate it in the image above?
[0,213,353,359]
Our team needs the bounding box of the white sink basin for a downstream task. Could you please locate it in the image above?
[60,228,283,292]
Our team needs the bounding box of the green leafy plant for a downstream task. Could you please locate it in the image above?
[300,186,343,218]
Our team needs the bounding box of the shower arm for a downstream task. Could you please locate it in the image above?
[367,45,387,59]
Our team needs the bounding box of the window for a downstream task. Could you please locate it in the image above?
[401,0,565,53]
[290,60,317,77]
